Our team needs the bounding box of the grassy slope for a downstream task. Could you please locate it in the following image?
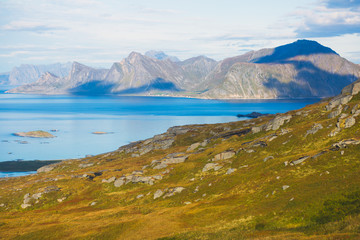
[0,87,360,239]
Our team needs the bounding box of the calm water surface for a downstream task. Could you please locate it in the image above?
[0,90,319,177]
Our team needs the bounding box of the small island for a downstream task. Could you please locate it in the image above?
[92,131,113,134]
[13,130,55,138]
[237,112,269,118]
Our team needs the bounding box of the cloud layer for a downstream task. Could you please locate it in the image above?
[0,0,359,72]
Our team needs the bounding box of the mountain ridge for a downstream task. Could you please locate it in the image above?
[6,40,360,99]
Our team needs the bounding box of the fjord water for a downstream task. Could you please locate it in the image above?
[0,90,319,177]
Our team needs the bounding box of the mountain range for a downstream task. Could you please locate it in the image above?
[6,40,360,99]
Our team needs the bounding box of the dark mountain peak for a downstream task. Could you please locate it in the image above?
[254,39,338,63]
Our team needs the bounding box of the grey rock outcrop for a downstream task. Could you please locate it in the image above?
[290,156,309,165]
[202,163,221,172]
[344,117,356,128]
[305,123,323,137]
[212,151,235,161]
[331,139,360,149]
[264,115,292,131]
[326,95,353,111]
[341,79,360,96]
[153,189,164,199]
[226,168,237,174]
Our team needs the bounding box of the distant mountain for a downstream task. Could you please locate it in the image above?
[7,62,108,94]
[6,62,72,86]
[145,50,180,62]
[6,40,360,99]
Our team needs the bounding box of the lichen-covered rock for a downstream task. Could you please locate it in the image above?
[202,163,220,172]
[305,123,323,137]
[344,117,356,128]
[263,156,274,162]
[328,106,343,119]
[331,139,360,149]
[187,142,201,152]
[37,164,56,173]
[153,189,164,199]
[290,156,309,165]
[163,187,186,198]
[264,115,292,131]
[212,151,235,161]
[226,168,237,174]
[326,95,353,111]
[114,178,125,187]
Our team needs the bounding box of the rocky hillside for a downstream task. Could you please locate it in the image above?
[6,40,360,99]
[1,79,360,239]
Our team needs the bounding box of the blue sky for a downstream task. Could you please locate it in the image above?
[0,0,359,72]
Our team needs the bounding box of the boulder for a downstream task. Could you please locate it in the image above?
[226,168,237,174]
[251,126,264,133]
[187,142,201,152]
[290,156,309,165]
[202,163,219,172]
[212,151,235,161]
[305,123,323,136]
[344,117,356,128]
[328,106,343,119]
[114,178,125,187]
[263,156,274,162]
[153,189,164,199]
[163,187,186,198]
[37,165,56,173]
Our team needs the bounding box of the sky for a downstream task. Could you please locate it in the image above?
[0,0,360,72]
